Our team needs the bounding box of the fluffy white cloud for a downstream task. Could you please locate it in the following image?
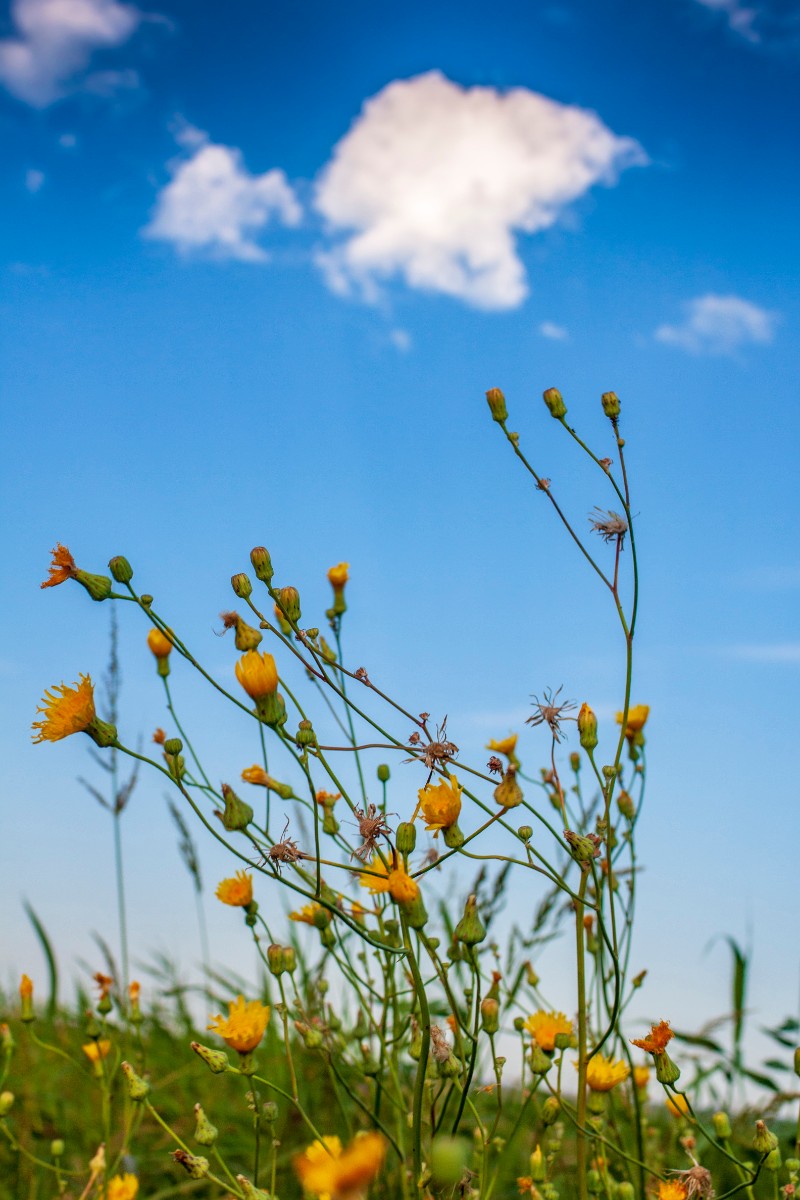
[143,127,302,262]
[0,0,142,106]
[655,294,777,355]
[314,71,645,310]
[538,320,569,340]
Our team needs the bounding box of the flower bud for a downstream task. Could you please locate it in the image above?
[543,387,567,420]
[713,1111,732,1140]
[282,947,297,974]
[50,1139,65,1157]
[400,891,429,930]
[529,1043,553,1074]
[754,1121,779,1155]
[601,391,620,420]
[542,1097,560,1126]
[654,1053,681,1085]
[530,1145,546,1183]
[0,1092,14,1117]
[577,703,598,752]
[19,975,34,1023]
[121,1061,150,1101]
[108,556,133,584]
[220,784,253,832]
[430,1136,471,1185]
[396,821,417,854]
[231,573,252,599]
[237,1175,271,1200]
[794,1048,800,1078]
[442,821,465,849]
[277,586,301,623]
[494,765,523,809]
[765,1149,782,1171]
[480,997,499,1034]
[518,825,533,842]
[193,1104,218,1146]
[172,1150,210,1179]
[273,604,292,635]
[377,764,390,782]
[485,387,508,423]
[454,894,485,946]
[513,1016,525,1033]
[164,737,183,756]
[617,790,635,820]
[249,547,274,584]
[262,1101,279,1123]
[296,719,317,748]
[616,1185,635,1200]
[191,1041,230,1074]
[266,945,285,977]
[74,570,113,602]
[232,616,263,652]
[86,718,118,748]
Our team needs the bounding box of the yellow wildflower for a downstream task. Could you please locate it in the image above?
[657,1183,688,1200]
[633,1065,650,1089]
[32,676,96,743]
[290,902,324,925]
[242,765,269,786]
[583,1054,630,1092]
[327,562,349,590]
[665,1092,691,1119]
[41,543,77,589]
[294,1131,386,1199]
[316,790,341,805]
[235,651,278,700]
[208,996,270,1054]
[631,1019,674,1055]
[19,974,33,1000]
[146,627,173,658]
[523,1010,573,1052]
[358,857,419,903]
[82,1040,112,1063]
[129,981,141,1002]
[215,871,253,908]
[105,1175,139,1200]
[487,733,518,759]
[416,774,462,835]
[616,704,650,737]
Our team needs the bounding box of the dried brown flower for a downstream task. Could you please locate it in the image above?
[266,820,305,872]
[589,507,628,544]
[536,477,552,491]
[526,687,576,742]
[487,755,503,775]
[669,1166,715,1198]
[352,804,392,862]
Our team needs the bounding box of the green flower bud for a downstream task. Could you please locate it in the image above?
[219,784,253,832]
[266,944,285,977]
[172,1150,210,1179]
[262,1101,279,1123]
[0,1091,13,1117]
[320,636,336,664]
[601,391,620,420]
[282,947,297,974]
[513,1016,525,1033]
[616,1185,635,1200]
[442,821,465,849]
[377,764,390,782]
[86,718,118,748]
[543,387,567,419]
[249,547,274,584]
[400,891,429,930]
[120,1060,150,1101]
[236,1174,271,1200]
[541,1097,561,1126]
[108,556,133,583]
[454,894,486,946]
[193,1104,218,1146]
[164,737,183,756]
[529,1043,553,1075]
[517,825,533,842]
[753,1121,779,1155]
[480,997,499,1034]
[231,573,252,599]
[233,616,263,652]
[577,703,598,752]
[587,1169,602,1195]
[277,586,301,623]
[712,1111,732,1140]
[74,569,113,602]
[494,766,523,809]
[191,1041,230,1074]
[654,1053,681,1085]
[485,387,508,423]
[396,822,417,854]
[430,1135,471,1185]
[617,790,635,820]
[765,1148,782,1171]
[50,1139,65,1157]
[296,719,317,748]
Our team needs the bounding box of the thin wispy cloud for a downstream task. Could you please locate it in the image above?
[143,124,302,262]
[693,0,800,50]
[314,71,646,310]
[25,168,45,193]
[723,643,800,664]
[655,294,777,355]
[538,320,569,340]
[0,0,144,107]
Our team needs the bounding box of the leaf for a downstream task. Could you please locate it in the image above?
[23,900,58,1020]
[741,1066,779,1092]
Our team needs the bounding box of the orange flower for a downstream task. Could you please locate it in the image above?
[316,790,341,805]
[616,704,650,737]
[235,651,278,700]
[290,902,325,925]
[416,774,462,835]
[327,562,349,590]
[41,544,76,589]
[32,676,96,743]
[487,734,519,760]
[215,871,253,907]
[294,1131,385,1199]
[665,1093,691,1119]
[20,974,33,1000]
[129,981,141,1002]
[105,1174,139,1200]
[631,1020,674,1055]
[152,728,166,744]
[146,628,173,658]
[657,1182,688,1200]
[208,996,270,1054]
[523,1010,573,1052]
[82,1040,112,1063]
[358,857,419,903]
[94,973,114,1001]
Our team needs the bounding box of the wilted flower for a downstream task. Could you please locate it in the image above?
[215,871,253,908]
[207,996,270,1054]
[41,544,77,588]
[526,687,576,742]
[631,1019,673,1055]
[589,507,628,544]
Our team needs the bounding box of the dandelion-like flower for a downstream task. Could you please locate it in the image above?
[583,1054,630,1092]
[617,704,650,737]
[657,1183,688,1200]
[416,774,462,835]
[487,733,518,759]
[235,651,278,700]
[82,1040,112,1063]
[523,1010,573,1052]
[105,1174,139,1200]
[358,857,419,903]
[20,974,33,1000]
[41,544,77,588]
[207,996,270,1054]
[631,1019,673,1055]
[289,902,325,925]
[146,628,173,658]
[32,675,96,743]
[327,562,349,589]
[241,765,269,786]
[294,1131,386,1200]
[215,871,253,908]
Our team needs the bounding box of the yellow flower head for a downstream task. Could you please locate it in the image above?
[215,871,253,908]
[416,774,462,834]
[241,765,269,786]
[616,704,650,737]
[208,995,270,1054]
[82,1040,112,1063]
[235,650,278,700]
[146,627,173,659]
[487,734,518,758]
[32,675,96,743]
[129,981,141,1002]
[633,1065,650,1089]
[20,974,33,1000]
[358,857,419,903]
[583,1053,630,1092]
[294,1131,386,1199]
[523,1010,573,1052]
[105,1175,139,1200]
[665,1092,690,1119]
[316,790,341,806]
[327,562,349,590]
[41,543,77,589]
[290,902,324,926]
[631,1019,674,1056]
[657,1183,688,1200]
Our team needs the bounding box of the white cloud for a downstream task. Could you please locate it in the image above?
[389,328,412,352]
[314,71,646,310]
[58,131,77,148]
[538,320,569,340]
[655,293,777,355]
[0,0,142,107]
[692,0,800,50]
[25,168,45,192]
[143,127,302,262]
[724,643,800,664]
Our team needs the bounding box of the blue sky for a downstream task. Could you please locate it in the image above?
[2,0,799,1067]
